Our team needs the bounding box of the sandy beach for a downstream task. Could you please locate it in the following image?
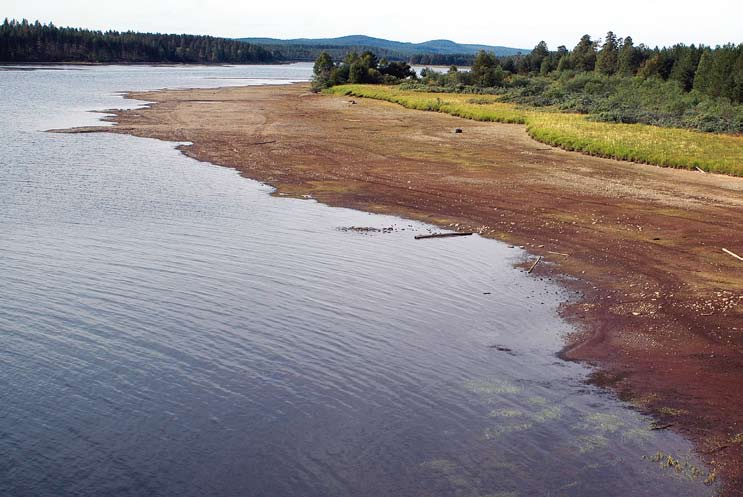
[62,82,743,493]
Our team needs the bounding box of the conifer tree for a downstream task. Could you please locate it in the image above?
[596,31,619,75]
[530,41,549,73]
[668,45,700,91]
[312,52,334,89]
[571,35,596,72]
[693,49,713,94]
[617,36,638,75]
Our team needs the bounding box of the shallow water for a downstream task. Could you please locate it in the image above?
[0,64,715,496]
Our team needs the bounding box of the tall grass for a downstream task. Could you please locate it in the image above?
[326,85,743,176]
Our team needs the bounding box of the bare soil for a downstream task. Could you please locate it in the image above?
[61,83,743,494]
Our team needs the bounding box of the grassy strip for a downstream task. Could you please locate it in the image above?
[326,85,743,176]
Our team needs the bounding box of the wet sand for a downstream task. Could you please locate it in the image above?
[61,83,743,494]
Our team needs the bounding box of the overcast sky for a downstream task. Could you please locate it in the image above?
[5,0,741,49]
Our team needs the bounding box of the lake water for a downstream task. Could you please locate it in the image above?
[0,64,715,496]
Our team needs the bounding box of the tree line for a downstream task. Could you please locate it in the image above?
[0,19,480,66]
[448,32,743,103]
[315,32,743,133]
[0,19,277,64]
[408,53,476,65]
[263,44,474,65]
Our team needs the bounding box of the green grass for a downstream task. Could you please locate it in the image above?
[326,84,743,176]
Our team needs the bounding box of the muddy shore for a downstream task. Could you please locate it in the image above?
[61,83,743,494]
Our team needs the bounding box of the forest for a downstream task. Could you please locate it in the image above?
[316,32,743,133]
[243,43,475,65]
[0,19,492,66]
[0,19,277,64]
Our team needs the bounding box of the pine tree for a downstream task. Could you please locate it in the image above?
[617,36,638,75]
[556,54,571,73]
[712,45,740,100]
[734,49,743,103]
[537,58,548,75]
[596,31,619,75]
[471,50,498,85]
[693,49,713,94]
[530,41,549,73]
[668,45,700,91]
[571,35,596,72]
[312,52,334,89]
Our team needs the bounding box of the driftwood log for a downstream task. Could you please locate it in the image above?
[527,256,543,274]
[414,232,473,240]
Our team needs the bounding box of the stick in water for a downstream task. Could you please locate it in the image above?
[414,232,473,240]
[527,256,542,274]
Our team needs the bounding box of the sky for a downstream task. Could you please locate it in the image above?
[4,0,741,49]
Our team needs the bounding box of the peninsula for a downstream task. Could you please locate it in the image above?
[62,82,743,493]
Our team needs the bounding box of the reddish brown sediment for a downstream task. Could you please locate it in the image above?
[60,83,743,494]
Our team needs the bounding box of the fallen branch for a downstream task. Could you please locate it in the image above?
[695,166,707,174]
[527,256,542,274]
[414,232,473,240]
[722,248,743,262]
[651,423,674,431]
[488,345,513,352]
[547,251,570,258]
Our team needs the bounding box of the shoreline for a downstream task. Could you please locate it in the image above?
[59,82,743,494]
[0,61,304,71]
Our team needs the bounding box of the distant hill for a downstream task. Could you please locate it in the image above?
[237,35,528,63]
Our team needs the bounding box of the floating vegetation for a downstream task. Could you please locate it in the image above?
[643,451,713,483]
[337,226,381,233]
[462,378,716,492]
[621,426,655,444]
[484,422,534,440]
[526,396,548,406]
[419,459,474,491]
[465,378,522,396]
[488,408,523,418]
[575,413,625,434]
[420,459,458,474]
[573,434,610,454]
[336,225,400,233]
[531,406,563,423]
[484,403,561,440]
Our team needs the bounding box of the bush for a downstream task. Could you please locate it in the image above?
[497,73,743,133]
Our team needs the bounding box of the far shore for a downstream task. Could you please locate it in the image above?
[0,61,307,68]
[59,82,743,494]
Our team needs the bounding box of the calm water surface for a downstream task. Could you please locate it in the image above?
[0,65,714,496]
